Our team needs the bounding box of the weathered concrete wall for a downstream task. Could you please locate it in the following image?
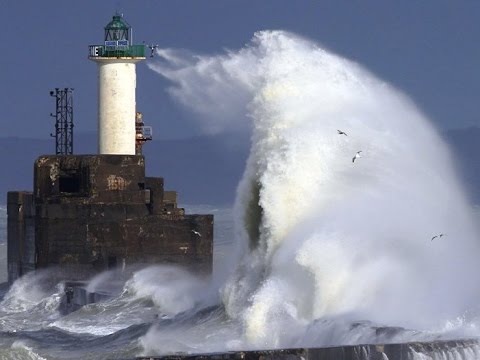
[36,211,213,276]
[34,155,147,202]
[7,191,35,284]
[8,154,214,282]
[136,339,480,360]
[145,176,165,215]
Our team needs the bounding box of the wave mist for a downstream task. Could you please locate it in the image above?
[148,31,480,350]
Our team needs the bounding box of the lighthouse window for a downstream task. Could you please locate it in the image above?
[105,29,128,42]
[59,172,81,194]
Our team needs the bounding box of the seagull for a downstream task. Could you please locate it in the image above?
[352,151,362,163]
[337,129,348,136]
[431,233,445,241]
[191,230,201,237]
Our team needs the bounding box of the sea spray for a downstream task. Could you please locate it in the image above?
[0,270,64,333]
[148,30,480,350]
[0,270,62,314]
[50,265,216,337]
[10,341,47,360]
[125,265,214,316]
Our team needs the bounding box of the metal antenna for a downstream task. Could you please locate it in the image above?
[49,88,74,155]
[144,42,159,58]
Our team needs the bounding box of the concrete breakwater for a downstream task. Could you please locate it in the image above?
[136,339,480,360]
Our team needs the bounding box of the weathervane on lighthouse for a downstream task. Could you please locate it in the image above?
[88,14,146,155]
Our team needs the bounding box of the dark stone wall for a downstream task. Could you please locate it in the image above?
[34,155,147,203]
[145,176,165,214]
[136,339,480,360]
[8,154,214,282]
[36,212,213,276]
[7,191,35,284]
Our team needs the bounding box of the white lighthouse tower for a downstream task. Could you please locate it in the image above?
[88,14,146,155]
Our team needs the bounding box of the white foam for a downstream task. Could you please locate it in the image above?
[147,29,480,351]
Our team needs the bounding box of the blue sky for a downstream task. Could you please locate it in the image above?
[1,1,479,140]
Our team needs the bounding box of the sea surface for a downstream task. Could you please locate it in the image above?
[0,204,239,359]
[0,206,480,360]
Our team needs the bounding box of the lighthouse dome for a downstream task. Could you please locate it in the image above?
[104,14,130,42]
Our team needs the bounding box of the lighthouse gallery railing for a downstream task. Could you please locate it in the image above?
[88,45,145,58]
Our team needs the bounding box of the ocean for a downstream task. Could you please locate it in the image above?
[1,206,480,359]
[2,30,480,359]
[0,205,237,359]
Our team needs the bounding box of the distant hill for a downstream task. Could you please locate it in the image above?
[0,132,249,205]
[142,132,250,205]
[0,127,479,205]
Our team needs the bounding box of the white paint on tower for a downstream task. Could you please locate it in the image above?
[88,14,146,155]
[94,59,141,154]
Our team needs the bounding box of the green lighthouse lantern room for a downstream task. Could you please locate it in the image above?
[88,14,145,58]
[105,14,130,43]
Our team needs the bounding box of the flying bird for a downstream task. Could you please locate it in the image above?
[352,151,362,163]
[431,233,445,241]
[191,230,201,237]
[337,130,348,136]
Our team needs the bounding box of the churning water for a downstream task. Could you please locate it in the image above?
[148,31,480,353]
[0,31,480,359]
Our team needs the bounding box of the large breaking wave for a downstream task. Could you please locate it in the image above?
[148,30,480,350]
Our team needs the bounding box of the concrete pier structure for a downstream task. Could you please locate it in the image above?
[8,155,213,283]
[136,339,480,360]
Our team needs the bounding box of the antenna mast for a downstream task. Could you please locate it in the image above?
[49,88,74,155]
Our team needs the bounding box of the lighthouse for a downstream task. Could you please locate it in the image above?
[88,14,146,155]
[7,14,214,289]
